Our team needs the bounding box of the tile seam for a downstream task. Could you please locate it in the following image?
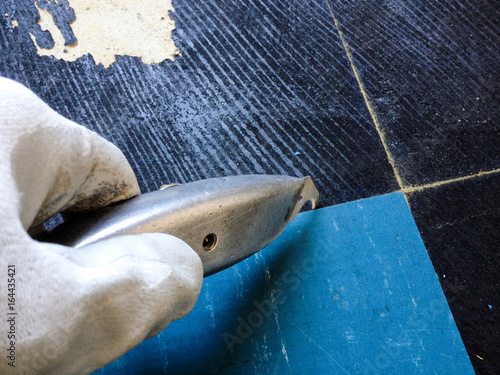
[324,1,499,201]
[402,168,500,194]
[324,0,405,192]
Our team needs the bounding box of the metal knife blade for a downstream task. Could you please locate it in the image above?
[38,175,319,277]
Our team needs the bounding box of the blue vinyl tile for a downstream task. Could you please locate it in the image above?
[95,192,473,374]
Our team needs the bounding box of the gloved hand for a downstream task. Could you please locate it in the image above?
[0,77,203,374]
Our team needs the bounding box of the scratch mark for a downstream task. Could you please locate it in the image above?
[168,222,181,237]
[232,266,243,299]
[281,343,289,359]
[294,325,351,374]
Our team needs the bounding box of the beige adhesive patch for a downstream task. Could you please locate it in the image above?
[30,0,180,68]
[4,13,18,28]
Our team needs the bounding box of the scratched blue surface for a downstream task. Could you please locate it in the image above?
[94,192,473,374]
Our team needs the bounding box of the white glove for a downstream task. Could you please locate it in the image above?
[0,77,203,374]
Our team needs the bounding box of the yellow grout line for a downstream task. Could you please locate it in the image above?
[324,0,500,199]
[402,168,500,194]
[324,0,405,191]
